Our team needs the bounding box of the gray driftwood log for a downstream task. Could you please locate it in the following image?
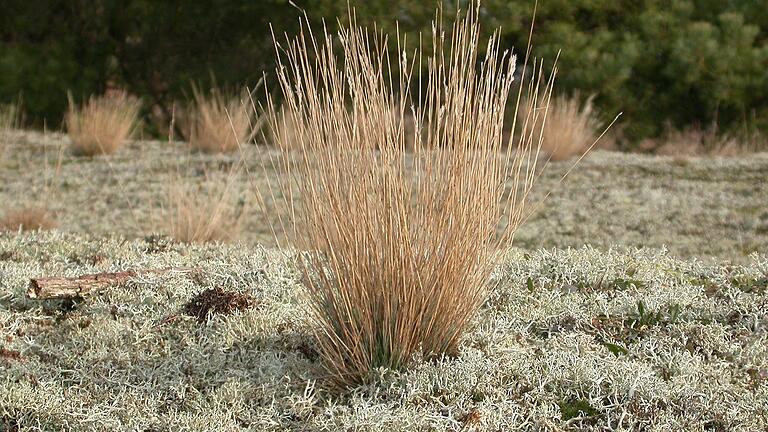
[27,267,199,299]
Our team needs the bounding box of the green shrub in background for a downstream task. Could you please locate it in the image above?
[1,0,767,143]
[492,0,768,142]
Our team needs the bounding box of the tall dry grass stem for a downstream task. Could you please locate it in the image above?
[261,3,555,388]
[65,90,141,156]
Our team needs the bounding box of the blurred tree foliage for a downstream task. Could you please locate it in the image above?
[0,0,301,134]
[1,0,766,142]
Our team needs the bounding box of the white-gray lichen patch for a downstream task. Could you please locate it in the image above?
[1,232,766,430]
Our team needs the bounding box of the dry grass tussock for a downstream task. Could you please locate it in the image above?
[189,87,258,153]
[533,93,600,161]
[65,90,141,156]
[0,206,56,232]
[655,125,767,157]
[263,4,553,388]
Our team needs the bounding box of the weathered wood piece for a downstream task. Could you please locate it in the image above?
[27,267,199,299]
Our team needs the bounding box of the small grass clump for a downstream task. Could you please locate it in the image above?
[0,206,55,232]
[188,87,256,153]
[536,93,601,161]
[65,90,141,156]
[264,4,552,388]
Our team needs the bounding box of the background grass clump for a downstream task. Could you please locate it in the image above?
[535,93,601,161]
[0,103,19,162]
[0,206,56,232]
[162,177,244,244]
[65,91,141,156]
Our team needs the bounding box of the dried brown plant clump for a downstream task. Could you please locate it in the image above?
[262,3,553,388]
[65,90,141,156]
[536,93,600,161]
[189,87,257,153]
[183,287,255,323]
[0,206,56,232]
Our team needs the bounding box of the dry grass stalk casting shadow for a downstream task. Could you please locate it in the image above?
[260,3,555,388]
[65,90,141,156]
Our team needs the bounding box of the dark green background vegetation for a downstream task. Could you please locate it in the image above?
[2,0,767,143]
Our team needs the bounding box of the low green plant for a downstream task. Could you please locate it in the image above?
[627,301,682,332]
[559,398,600,421]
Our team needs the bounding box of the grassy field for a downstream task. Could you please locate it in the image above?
[1,132,767,430]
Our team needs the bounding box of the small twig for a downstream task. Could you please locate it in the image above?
[27,267,200,300]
